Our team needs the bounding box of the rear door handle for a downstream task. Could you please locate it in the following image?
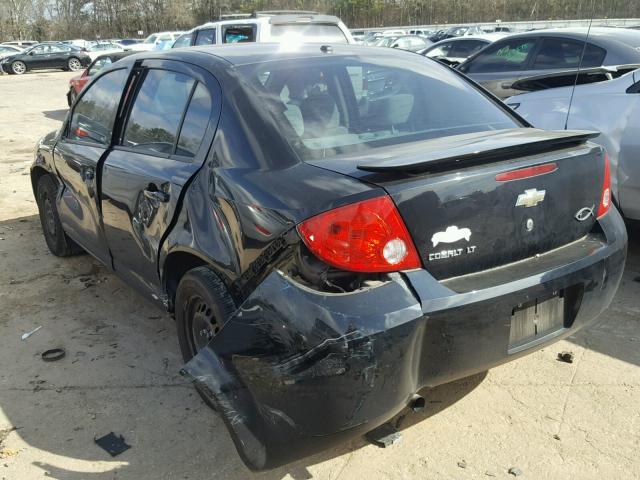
[143,189,169,203]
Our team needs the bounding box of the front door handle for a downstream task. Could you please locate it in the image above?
[501,82,513,89]
[143,189,169,203]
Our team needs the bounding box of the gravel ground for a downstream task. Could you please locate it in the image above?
[0,70,639,480]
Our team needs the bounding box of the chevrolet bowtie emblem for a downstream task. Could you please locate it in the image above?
[515,188,546,208]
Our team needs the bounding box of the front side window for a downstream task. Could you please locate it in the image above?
[270,24,348,44]
[195,29,215,45]
[68,69,129,145]
[31,45,49,55]
[239,56,518,161]
[426,42,454,58]
[173,33,193,48]
[450,40,488,58]
[463,38,537,73]
[122,70,194,155]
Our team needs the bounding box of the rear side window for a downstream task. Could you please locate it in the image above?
[123,70,195,155]
[68,68,129,145]
[240,57,517,161]
[195,28,216,45]
[532,38,606,69]
[463,38,537,73]
[176,84,212,156]
[270,24,348,44]
[223,26,255,43]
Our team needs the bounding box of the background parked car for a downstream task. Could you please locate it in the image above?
[115,38,143,49]
[430,25,483,42]
[419,34,504,66]
[67,51,134,106]
[507,66,640,221]
[0,42,91,75]
[129,31,183,51]
[172,12,353,48]
[457,28,640,98]
[386,34,432,51]
[1,40,38,48]
[86,41,124,60]
[0,44,23,60]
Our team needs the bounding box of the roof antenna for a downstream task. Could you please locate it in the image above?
[564,0,596,130]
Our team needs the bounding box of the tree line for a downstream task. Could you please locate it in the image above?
[1,0,637,41]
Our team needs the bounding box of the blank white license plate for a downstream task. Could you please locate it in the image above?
[509,295,565,348]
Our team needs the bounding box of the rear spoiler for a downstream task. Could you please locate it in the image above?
[357,128,599,173]
[511,64,640,92]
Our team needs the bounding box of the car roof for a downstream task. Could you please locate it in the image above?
[93,51,135,62]
[507,27,640,43]
[125,42,424,69]
[189,13,343,33]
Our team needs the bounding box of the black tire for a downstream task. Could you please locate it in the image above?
[36,175,84,256]
[11,60,26,75]
[67,57,83,72]
[175,266,236,408]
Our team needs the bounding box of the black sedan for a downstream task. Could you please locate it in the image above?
[457,27,640,98]
[31,44,626,470]
[0,42,91,75]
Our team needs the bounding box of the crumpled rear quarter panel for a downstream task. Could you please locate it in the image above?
[182,271,424,470]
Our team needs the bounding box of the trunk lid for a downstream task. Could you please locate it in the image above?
[309,128,605,280]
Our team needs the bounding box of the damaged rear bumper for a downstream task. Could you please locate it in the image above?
[182,209,627,471]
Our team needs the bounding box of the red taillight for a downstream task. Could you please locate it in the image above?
[297,196,421,273]
[495,163,557,182]
[74,126,89,138]
[597,153,611,218]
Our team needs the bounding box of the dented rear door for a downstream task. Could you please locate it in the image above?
[100,59,221,294]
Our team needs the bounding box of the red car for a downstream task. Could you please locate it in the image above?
[67,51,133,106]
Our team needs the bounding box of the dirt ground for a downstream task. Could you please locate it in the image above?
[0,70,639,480]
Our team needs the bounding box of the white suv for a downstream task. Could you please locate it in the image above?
[172,12,354,49]
[129,31,184,51]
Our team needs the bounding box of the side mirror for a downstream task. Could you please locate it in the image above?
[28,51,35,56]
[392,44,399,48]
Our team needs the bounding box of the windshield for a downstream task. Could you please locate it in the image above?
[270,24,348,44]
[238,55,518,161]
[144,34,158,44]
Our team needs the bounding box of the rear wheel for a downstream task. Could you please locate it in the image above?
[11,61,26,75]
[35,175,84,257]
[175,266,236,408]
[67,57,82,71]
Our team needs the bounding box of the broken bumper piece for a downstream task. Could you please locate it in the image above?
[181,210,626,471]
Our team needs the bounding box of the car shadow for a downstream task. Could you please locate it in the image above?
[0,215,487,479]
[1,213,638,479]
[42,109,68,122]
[567,219,640,367]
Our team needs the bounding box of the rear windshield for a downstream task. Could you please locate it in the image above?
[238,55,518,161]
[270,24,348,44]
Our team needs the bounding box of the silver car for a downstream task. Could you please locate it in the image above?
[458,28,640,98]
[507,67,640,220]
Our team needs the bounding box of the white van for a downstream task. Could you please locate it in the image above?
[172,12,354,48]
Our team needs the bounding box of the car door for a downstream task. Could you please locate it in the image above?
[26,44,51,68]
[48,44,70,67]
[528,37,607,78]
[53,67,131,264]
[458,37,539,98]
[100,59,220,297]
